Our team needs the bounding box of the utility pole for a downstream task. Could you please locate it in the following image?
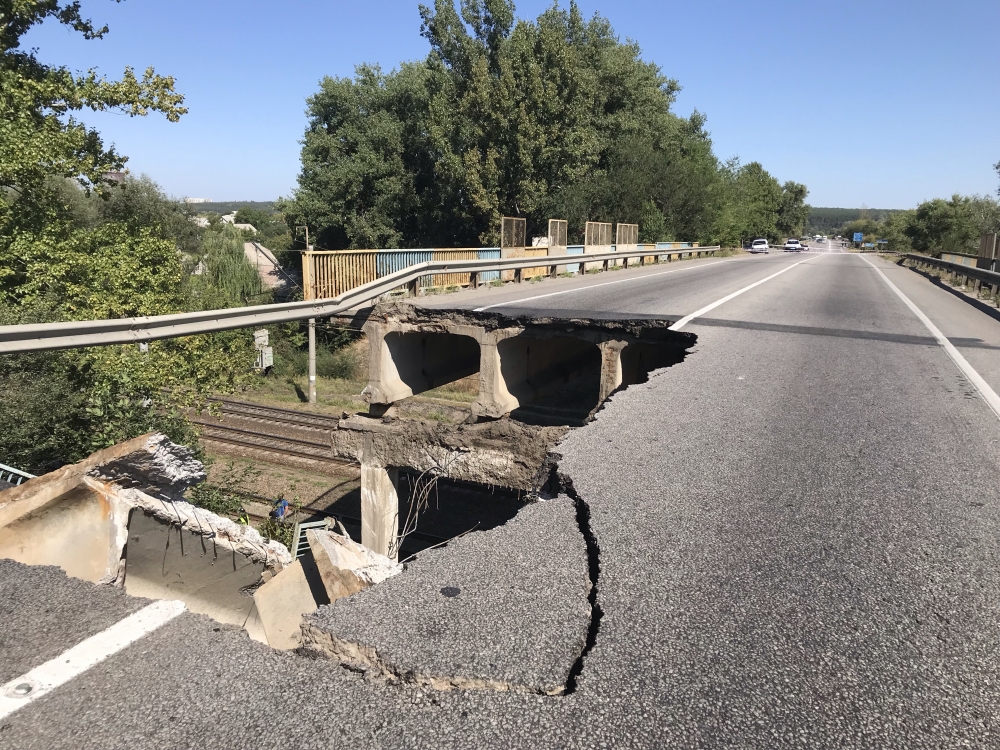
[297,225,317,404]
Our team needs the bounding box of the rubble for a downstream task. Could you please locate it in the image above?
[307,528,402,602]
[252,560,318,650]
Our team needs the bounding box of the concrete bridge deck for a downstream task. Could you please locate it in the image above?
[5,247,1000,747]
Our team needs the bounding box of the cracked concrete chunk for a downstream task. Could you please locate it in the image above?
[253,560,317,650]
[301,495,590,694]
[306,529,402,602]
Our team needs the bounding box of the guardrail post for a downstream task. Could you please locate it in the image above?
[514,268,523,284]
[470,271,479,289]
[408,278,420,297]
[974,278,982,295]
[602,259,609,272]
[549,264,557,278]
[622,256,629,269]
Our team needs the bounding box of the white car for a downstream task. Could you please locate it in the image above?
[749,239,770,254]
[783,238,804,252]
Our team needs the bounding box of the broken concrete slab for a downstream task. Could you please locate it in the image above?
[253,559,317,650]
[0,433,292,584]
[124,511,265,636]
[300,495,591,695]
[0,434,293,644]
[334,415,566,492]
[306,528,402,602]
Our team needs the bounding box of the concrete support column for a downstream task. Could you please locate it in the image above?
[598,340,627,403]
[471,330,521,419]
[360,439,399,560]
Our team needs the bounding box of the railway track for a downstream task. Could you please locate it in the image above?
[188,396,358,474]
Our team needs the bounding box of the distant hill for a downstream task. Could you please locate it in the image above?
[187,201,276,215]
[807,207,906,233]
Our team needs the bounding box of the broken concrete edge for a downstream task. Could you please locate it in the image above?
[336,415,568,492]
[114,483,293,571]
[0,433,293,583]
[306,528,402,592]
[298,623,567,696]
[0,432,197,527]
[368,299,693,339]
[297,452,596,698]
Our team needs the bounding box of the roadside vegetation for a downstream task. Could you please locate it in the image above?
[812,168,1000,256]
[0,2,352,475]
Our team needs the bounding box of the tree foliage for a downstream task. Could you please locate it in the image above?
[0,3,260,473]
[281,0,807,249]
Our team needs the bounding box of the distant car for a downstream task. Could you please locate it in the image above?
[749,238,770,254]
[783,238,804,252]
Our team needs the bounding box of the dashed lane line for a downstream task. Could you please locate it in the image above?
[0,599,186,720]
[472,257,741,311]
[859,254,1000,421]
[669,257,815,331]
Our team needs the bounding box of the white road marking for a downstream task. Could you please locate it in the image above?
[472,258,737,311]
[669,257,815,331]
[859,254,1000,421]
[0,599,186,720]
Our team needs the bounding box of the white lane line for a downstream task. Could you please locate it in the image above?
[0,599,186,720]
[859,254,1000,421]
[472,258,739,311]
[669,257,815,331]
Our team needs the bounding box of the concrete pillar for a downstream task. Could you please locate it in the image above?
[598,341,626,403]
[360,440,399,560]
[471,330,521,419]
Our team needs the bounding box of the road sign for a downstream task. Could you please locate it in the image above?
[853,232,863,242]
[863,243,874,248]
[876,239,888,244]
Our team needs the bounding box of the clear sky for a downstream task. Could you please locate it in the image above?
[22,0,1000,208]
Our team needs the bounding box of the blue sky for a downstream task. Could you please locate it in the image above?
[22,0,1000,208]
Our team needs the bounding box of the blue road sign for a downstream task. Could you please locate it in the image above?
[876,239,888,244]
[853,232,863,242]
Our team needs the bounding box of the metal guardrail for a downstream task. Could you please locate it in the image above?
[0,246,721,353]
[903,254,1000,290]
[0,462,35,486]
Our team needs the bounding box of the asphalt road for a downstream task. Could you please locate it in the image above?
[5,247,1000,748]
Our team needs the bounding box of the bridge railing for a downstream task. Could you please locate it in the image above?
[0,245,721,353]
[0,462,36,486]
[903,253,1000,292]
[302,242,701,300]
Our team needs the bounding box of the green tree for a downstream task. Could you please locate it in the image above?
[282,0,753,249]
[904,195,979,255]
[0,2,260,473]
[776,181,809,238]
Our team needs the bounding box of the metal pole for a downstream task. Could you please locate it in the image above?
[308,318,317,404]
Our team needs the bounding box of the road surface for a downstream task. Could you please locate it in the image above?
[4,247,1000,748]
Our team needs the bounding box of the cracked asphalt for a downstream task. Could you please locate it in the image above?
[4,249,1000,747]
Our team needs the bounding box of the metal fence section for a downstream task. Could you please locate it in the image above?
[584,222,613,270]
[978,233,998,272]
[501,217,526,251]
[290,518,330,559]
[940,252,978,268]
[548,219,568,248]
[0,462,35,487]
[616,223,639,247]
[304,251,378,300]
